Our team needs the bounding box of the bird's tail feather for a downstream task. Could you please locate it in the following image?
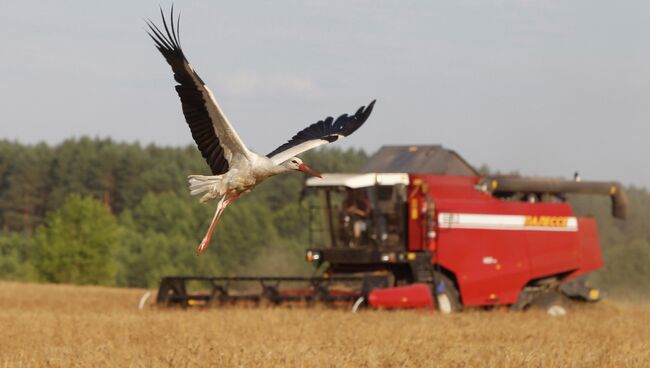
[188,175,222,196]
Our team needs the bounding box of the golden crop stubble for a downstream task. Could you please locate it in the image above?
[0,281,649,367]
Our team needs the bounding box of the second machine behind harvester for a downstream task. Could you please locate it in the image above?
[157,145,627,313]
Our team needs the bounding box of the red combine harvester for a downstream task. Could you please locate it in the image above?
[156,145,627,313]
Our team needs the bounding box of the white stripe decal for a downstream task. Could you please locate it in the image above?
[438,213,578,232]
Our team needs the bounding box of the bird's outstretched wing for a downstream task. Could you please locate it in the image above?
[147,7,251,175]
[266,100,376,165]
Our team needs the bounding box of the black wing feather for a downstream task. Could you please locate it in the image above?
[266,100,376,159]
[147,8,228,175]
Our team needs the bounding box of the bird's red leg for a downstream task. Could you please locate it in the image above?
[196,193,241,254]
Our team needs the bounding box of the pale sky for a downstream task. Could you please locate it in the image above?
[1,1,649,187]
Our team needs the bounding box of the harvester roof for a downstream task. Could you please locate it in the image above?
[305,173,409,188]
[360,145,478,176]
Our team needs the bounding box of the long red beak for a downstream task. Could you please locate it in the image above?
[298,163,322,178]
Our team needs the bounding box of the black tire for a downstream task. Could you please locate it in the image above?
[432,272,462,313]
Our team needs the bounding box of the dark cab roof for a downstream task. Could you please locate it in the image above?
[360,145,478,176]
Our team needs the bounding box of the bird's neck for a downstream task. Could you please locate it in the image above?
[257,162,291,178]
[271,164,292,176]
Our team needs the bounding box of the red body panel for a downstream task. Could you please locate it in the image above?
[368,284,435,309]
[570,218,604,277]
[406,174,603,307]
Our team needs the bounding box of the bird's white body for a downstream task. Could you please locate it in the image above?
[188,154,295,203]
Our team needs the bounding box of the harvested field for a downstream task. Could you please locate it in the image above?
[0,281,649,367]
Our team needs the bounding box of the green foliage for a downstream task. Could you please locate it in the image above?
[32,194,120,285]
[116,192,278,287]
[0,232,37,280]
[272,202,308,240]
[0,142,51,232]
[593,240,650,296]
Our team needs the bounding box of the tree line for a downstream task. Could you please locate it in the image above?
[0,138,647,295]
[0,138,367,287]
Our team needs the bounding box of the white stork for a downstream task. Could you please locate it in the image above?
[147,9,376,254]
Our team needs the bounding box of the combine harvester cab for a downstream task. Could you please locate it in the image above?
[303,145,627,313]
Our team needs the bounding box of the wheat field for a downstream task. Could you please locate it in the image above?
[0,281,649,367]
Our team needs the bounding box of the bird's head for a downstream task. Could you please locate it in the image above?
[283,157,321,178]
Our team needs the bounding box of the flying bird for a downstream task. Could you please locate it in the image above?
[146,8,376,254]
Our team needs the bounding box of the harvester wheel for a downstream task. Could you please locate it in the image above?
[433,272,462,314]
[529,290,568,316]
[351,297,366,313]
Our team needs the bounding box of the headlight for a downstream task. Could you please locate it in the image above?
[306,250,321,262]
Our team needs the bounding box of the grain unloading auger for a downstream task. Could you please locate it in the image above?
[156,145,627,313]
